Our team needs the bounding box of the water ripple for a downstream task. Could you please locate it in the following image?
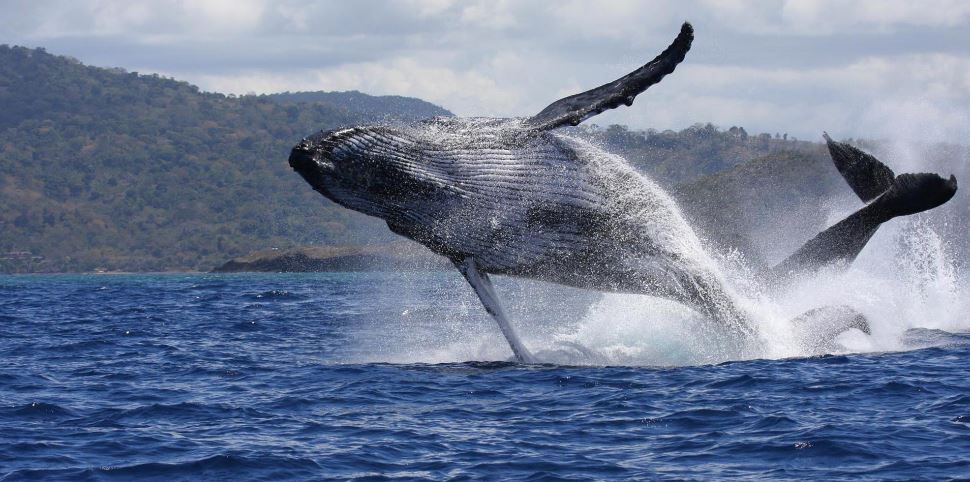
[1,273,969,480]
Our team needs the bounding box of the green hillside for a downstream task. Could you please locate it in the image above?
[0,45,449,272]
[266,91,451,121]
[599,123,823,185]
[1,45,964,273]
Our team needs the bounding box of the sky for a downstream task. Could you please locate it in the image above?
[3,0,970,141]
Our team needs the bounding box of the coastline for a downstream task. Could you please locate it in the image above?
[0,243,450,275]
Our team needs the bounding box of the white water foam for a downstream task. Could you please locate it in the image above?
[538,213,968,366]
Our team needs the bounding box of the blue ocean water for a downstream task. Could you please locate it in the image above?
[2,273,970,480]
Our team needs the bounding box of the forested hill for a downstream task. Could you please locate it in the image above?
[0,45,451,272]
[2,45,965,273]
[266,91,451,121]
[0,44,875,274]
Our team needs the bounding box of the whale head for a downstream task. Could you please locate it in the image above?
[288,126,440,220]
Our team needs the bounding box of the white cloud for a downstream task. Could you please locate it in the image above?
[196,57,520,116]
[549,0,676,44]
[3,0,970,140]
[10,0,268,40]
[780,0,970,33]
[697,0,970,35]
[193,50,970,142]
[181,0,266,33]
[604,53,970,140]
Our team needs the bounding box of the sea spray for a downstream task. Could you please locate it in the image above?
[363,219,963,366]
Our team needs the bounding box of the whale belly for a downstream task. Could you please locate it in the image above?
[387,128,718,306]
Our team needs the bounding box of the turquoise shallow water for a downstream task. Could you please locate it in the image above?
[2,273,969,480]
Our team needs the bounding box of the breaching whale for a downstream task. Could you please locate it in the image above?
[288,23,957,363]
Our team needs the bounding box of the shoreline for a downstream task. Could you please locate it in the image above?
[0,269,450,276]
[1,243,451,276]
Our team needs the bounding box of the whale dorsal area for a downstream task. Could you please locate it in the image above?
[524,22,694,131]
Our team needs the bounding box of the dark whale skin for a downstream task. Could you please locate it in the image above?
[290,117,753,337]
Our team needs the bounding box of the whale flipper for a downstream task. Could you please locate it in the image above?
[771,135,958,277]
[454,258,537,363]
[524,22,693,131]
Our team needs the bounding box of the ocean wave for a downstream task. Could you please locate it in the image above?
[3,273,970,479]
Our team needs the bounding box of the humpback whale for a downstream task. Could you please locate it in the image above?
[288,23,957,363]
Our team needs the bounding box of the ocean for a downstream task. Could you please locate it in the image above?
[2,272,969,480]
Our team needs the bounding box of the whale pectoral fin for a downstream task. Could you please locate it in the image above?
[454,258,537,363]
[524,22,693,131]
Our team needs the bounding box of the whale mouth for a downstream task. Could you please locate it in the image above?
[288,142,320,172]
[288,141,335,196]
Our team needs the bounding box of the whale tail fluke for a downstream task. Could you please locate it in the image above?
[870,172,957,220]
[822,132,895,202]
[823,132,958,217]
[770,134,958,278]
[823,133,958,219]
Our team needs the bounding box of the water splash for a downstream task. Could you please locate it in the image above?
[543,213,967,366]
[543,133,967,366]
[376,213,966,367]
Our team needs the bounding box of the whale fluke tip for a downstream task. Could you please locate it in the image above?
[875,172,958,219]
